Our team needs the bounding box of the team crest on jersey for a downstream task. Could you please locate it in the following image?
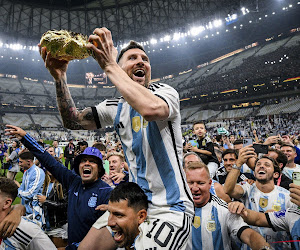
[88,194,97,208]
[259,198,268,208]
[206,220,216,232]
[193,216,201,229]
[132,116,141,133]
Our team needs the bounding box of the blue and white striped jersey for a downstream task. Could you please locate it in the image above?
[238,182,296,249]
[94,83,194,219]
[266,208,300,250]
[192,195,249,250]
[0,217,56,250]
[240,163,254,175]
[18,164,45,226]
[282,164,300,180]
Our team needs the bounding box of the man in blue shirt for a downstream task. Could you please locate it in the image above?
[5,125,112,250]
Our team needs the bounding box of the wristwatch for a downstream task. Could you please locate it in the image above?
[232,164,241,170]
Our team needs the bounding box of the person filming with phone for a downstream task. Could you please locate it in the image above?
[224,151,297,249]
[228,182,300,250]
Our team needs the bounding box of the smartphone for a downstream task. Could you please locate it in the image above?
[253,144,268,154]
[243,138,253,147]
[292,172,300,186]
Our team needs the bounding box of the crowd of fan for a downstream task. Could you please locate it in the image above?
[183,113,300,142]
[0,116,299,249]
[179,41,300,98]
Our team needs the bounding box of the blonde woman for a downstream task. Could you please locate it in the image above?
[37,161,68,248]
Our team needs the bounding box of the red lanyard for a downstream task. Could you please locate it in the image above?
[277,173,282,186]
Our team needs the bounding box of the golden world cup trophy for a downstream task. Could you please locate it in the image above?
[40,30,92,61]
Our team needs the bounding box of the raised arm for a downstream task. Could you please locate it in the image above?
[87,28,170,121]
[224,146,255,199]
[5,125,76,189]
[40,46,97,130]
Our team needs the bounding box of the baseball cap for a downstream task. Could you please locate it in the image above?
[73,147,105,177]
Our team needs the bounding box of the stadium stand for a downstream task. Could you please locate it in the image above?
[31,114,62,127]
[2,113,32,127]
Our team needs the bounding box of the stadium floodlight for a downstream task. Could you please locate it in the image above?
[272,12,275,15]
[10,43,23,50]
[289,4,292,7]
[206,22,213,29]
[241,7,250,15]
[150,38,157,44]
[163,35,171,42]
[190,26,205,36]
[173,32,181,41]
[213,19,222,28]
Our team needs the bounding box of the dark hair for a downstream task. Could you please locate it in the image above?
[255,155,281,174]
[12,139,21,148]
[280,144,296,152]
[215,135,222,142]
[78,141,88,147]
[0,177,18,201]
[109,182,148,212]
[117,41,146,63]
[222,149,238,159]
[268,148,288,168]
[192,121,206,130]
[92,142,106,152]
[19,151,34,161]
[233,139,243,145]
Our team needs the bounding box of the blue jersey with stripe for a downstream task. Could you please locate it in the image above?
[267,208,300,250]
[18,164,45,226]
[192,195,249,250]
[94,83,194,218]
[239,182,296,249]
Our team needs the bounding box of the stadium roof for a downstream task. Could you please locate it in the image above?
[1,0,262,44]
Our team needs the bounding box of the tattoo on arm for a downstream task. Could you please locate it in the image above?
[55,79,97,130]
[55,79,85,130]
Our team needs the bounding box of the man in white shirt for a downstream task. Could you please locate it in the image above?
[40,28,193,249]
[228,183,300,250]
[281,144,300,180]
[53,140,63,160]
[185,161,270,250]
[0,177,56,249]
[224,147,296,249]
